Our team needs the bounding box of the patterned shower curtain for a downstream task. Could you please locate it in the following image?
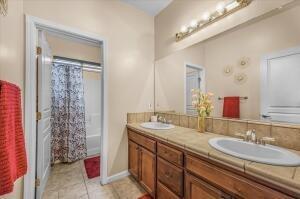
[51,63,87,163]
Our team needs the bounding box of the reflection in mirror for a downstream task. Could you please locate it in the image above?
[185,64,205,115]
[154,4,300,124]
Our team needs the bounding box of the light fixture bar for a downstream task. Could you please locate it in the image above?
[175,0,252,42]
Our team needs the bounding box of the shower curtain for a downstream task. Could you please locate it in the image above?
[51,63,87,163]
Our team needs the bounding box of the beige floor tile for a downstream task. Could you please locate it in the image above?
[58,182,87,199]
[88,188,119,199]
[79,194,89,199]
[44,156,145,199]
[46,168,84,191]
[86,181,113,194]
[51,161,81,175]
[42,190,59,199]
[111,177,145,198]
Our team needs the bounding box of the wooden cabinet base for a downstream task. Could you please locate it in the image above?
[127,127,297,199]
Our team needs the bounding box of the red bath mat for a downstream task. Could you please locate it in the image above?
[84,156,100,179]
[138,193,152,199]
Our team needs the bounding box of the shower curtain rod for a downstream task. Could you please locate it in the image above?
[53,55,102,73]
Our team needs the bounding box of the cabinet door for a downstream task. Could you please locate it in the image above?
[157,181,180,199]
[129,141,139,180]
[185,173,231,199]
[140,147,156,196]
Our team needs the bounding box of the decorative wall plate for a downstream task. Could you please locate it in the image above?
[0,0,8,16]
[223,65,233,76]
[234,73,247,84]
[237,57,250,68]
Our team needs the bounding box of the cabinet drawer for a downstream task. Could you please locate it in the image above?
[128,130,156,152]
[186,155,292,199]
[157,142,183,167]
[157,157,183,197]
[185,172,231,199]
[157,181,180,199]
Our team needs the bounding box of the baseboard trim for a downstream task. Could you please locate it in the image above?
[106,170,130,183]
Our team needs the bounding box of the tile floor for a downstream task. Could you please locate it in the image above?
[43,159,146,199]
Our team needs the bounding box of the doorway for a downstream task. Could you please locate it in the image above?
[261,46,300,123]
[25,16,108,199]
[184,63,205,115]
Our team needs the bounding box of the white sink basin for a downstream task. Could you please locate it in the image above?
[140,122,175,130]
[209,137,300,166]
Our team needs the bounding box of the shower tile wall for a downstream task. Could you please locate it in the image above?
[83,72,101,156]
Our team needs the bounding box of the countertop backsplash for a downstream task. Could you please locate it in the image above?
[127,112,300,151]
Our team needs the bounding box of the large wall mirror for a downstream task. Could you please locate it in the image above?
[154,3,300,124]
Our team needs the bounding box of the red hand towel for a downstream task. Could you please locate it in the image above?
[223,96,240,118]
[0,81,27,195]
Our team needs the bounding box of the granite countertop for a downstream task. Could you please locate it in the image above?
[127,123,300,194]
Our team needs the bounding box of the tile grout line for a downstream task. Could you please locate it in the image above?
[110,183,122,199]
[81,160,91,199]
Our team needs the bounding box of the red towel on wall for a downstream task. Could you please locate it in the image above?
[223,96,240,118]
[0,81,27,196]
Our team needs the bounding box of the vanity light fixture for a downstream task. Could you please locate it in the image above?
[175,0,252,42]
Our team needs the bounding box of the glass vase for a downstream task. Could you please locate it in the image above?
[197,116,206,133]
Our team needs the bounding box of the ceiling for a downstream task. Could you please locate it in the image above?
[121,0,173,16]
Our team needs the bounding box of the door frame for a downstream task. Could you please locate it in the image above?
[183,62,206,114]
[25,15,109,199]
[260,46,300,120]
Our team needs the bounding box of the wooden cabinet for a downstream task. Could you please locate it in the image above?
[157,157,183,197]
[140,147,156,196]
[128,141,139,180]
[127,127,296,199]
[128,132,156,197]
[157,181,180,199]
[185,173,231,199]
[157,142,183,167]
[185,155,291,199]
[128,130,156,152]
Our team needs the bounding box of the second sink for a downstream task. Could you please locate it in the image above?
[209,137,300,166]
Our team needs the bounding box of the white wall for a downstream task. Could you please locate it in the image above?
[46,34,102,64]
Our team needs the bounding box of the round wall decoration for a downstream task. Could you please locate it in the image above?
[237,57,250,68]
[0,0,8,16]
[223,65,233,76]
[234,73,247,84]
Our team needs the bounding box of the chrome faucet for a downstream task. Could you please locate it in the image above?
[157,115,172,124]
[251,129,256,143]
[157,115,166,123]
[236,129,275,145]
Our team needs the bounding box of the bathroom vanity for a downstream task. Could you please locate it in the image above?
[127,123,300,199]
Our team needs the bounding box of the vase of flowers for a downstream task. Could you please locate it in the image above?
[191,89,214,133]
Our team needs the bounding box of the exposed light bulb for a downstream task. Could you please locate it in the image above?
[180,25,188,33]
[190,20,198,28]
[226,0,239,10]
[216,2,225,14]
[202,12,210,21]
